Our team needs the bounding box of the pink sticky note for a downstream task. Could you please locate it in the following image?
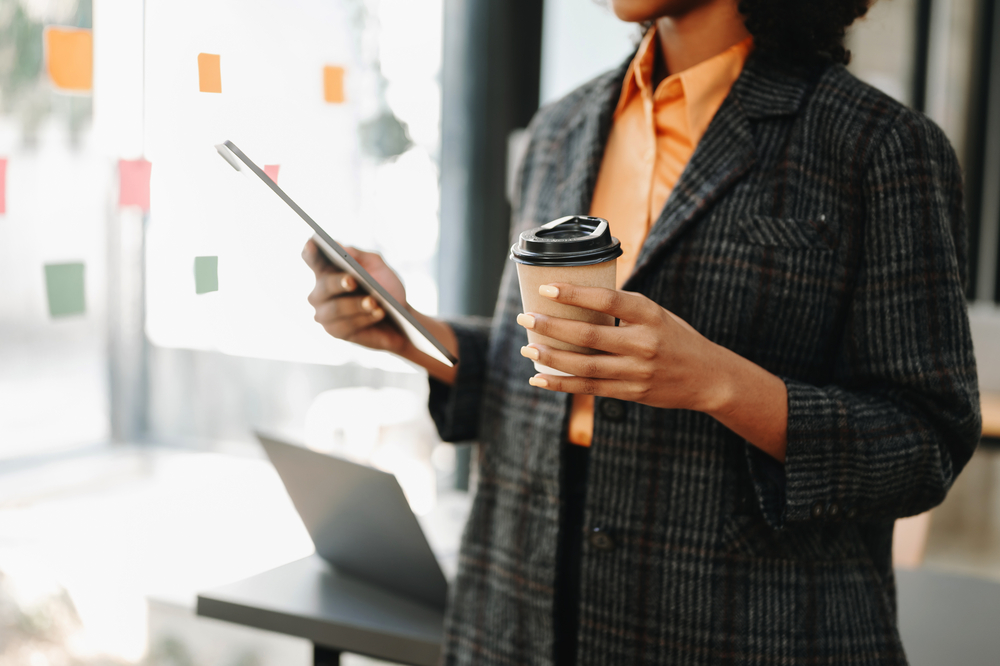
[263,164,280,183]
[119,159,152,211]
[0,158,6,215]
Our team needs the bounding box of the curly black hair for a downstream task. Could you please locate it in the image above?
[738,0,874,67]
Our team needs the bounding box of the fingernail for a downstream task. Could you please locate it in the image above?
[341,276,354,290]
[516,313,535,329]
[528,376,548,388]
[362,296,375,311]
[538,285,559,298]
[372,308,385,320]
[520,346,539,360]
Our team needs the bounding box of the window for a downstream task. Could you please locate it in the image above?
[0,0,447,469]
[0,0,108,459]
[144,0,443,370]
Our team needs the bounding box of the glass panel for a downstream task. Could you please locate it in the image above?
[925,0,979,167]
[847,0,918,105]
[539,0,636,105]
[0,0,110,459]
[143,0,443,373]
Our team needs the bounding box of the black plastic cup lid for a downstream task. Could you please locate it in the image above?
[510,216,623,267]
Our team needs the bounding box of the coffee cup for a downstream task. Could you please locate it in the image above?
[509,215,622,376]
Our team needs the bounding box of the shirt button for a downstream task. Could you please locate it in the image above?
[589,527,616,552]
[598,398,626,422]
[811,502,825,520]
[827,503,841,519]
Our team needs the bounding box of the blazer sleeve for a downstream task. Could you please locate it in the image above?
[427,107,546,443]
[748,113,982,529]
[428,316,493,442]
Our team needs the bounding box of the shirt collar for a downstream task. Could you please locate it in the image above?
[614,28,658,117]
[615,27,754,145]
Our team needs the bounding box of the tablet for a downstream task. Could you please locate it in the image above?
[216,140,456,367]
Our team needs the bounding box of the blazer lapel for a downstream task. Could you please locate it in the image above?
[624,55,814,290]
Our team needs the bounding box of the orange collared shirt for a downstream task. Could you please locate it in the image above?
[568,29,753,447]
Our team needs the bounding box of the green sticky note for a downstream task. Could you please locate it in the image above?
[44,262,86,317]
[194,256,218,294]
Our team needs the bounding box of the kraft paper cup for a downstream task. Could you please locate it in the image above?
[515,261,617,375]
[510,216,622,377]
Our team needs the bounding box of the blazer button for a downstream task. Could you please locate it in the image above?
[598,398,626,422]
[827,503,841,519]
[811,502,825,520]
[846,506,859,520]
[589,527,616,551]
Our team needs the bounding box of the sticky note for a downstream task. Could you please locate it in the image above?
[198,53,222,93]
[0,158,6,215]
[45,263,86,317]
[323,66,345,103]
[119,159,152,211]
[194,256,218,294]
[45,27,93,91]
[263,165,280,183]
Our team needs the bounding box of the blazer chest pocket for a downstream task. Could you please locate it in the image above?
[736,215,838,252]
[724,215,842,370]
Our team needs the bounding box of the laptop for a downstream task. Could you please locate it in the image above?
[256,432,448,610]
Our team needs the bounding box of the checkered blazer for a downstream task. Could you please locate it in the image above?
[428,52,982,666]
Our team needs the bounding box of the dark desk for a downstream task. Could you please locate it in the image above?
[196,554,443,666]
[897,568,1000,665]
[199,556,1000,665]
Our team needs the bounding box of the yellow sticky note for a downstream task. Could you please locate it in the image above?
[324,66,345,103]
[198,53,222,93]
[45,27,93,92]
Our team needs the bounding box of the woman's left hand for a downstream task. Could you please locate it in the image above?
[517,282,789,460]
[516,283,729,414]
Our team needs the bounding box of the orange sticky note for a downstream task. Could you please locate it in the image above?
[324,66,345,103]
[119,159,152,211]
[198,53,222,93]
[263,165,280,183]
[45,27,93,92]
[0,158,6,215]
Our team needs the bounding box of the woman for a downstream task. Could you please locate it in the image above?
[302,0,982,663]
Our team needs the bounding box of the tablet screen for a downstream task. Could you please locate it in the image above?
[216,140,456,367]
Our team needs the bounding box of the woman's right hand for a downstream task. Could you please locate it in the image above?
[302,239,410,355]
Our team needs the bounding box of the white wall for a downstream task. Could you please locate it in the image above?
[539,0,637,105]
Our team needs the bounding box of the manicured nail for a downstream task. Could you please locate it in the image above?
[341,275,354,291]
[517,313,536,329]
[528,375,549,388]
[538,285,559,298]
[362,296,375,311]
[520,346,539,360]
[372,308,385,320]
